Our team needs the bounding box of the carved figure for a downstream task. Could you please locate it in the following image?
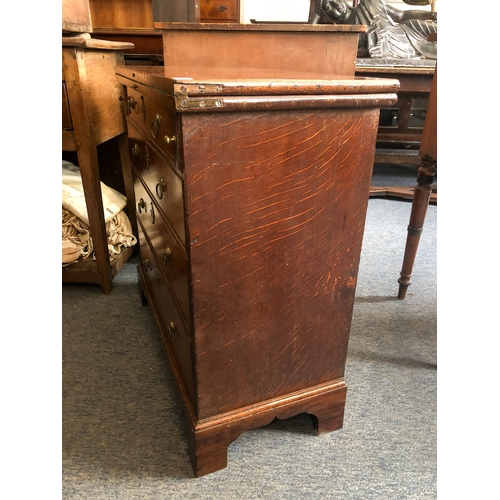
[308,0,437,59]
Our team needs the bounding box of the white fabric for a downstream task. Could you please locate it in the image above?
[61,160,137,266]
[62,160,127,225]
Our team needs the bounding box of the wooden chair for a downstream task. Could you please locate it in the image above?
[397,65,437,299]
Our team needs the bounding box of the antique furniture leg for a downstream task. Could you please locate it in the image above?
[397,158,436,299]
[397,64,437,299]
[77,139,115,295]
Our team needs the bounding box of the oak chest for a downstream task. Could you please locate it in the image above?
[116,23,398,477]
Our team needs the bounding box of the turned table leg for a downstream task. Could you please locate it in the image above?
[397,158,436,299]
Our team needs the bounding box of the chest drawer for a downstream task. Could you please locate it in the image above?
[124,83,178,164]
[134,173,190,320]
[200,0,238,22]
[129,121,186,248]
[138,224,195,404]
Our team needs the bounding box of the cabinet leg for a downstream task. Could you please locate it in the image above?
[311,390,347,435]
[188,428,230,478]
[397,159,436,299]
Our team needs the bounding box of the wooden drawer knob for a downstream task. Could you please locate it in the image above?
[167,321,178,339]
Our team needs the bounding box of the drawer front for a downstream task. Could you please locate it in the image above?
[134,173,190,320]
[125,83,178,164]
[138,224,195,404]
[129,120,186,248]
[200,0,237,21]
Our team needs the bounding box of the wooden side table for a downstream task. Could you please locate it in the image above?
[355,59,435,165]
[62,35,137,294]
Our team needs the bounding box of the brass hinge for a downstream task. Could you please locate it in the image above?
[175,96,225,110]
[174,83,225,95]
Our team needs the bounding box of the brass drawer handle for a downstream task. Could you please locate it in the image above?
[144,258,151,269]
[150,202,155,224]
[163,246,172,266]
[127,96,137,114]
[137,198,146,213]
[167,321,178,339]
[151,114,162,138]
[131,143,141,160]
[145,144,150,169]
[156,178,167,199]
[218,5,227,11]
[140,95,146,123]
[163,135,176,145]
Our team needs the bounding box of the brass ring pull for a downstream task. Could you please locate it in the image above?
[137,198,146,213]
[151,114,162,138]
[163,246,172,266]
[156,178,167,199]
[163,135,176,145]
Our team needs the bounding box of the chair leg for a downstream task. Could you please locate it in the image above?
[397,158,436,299]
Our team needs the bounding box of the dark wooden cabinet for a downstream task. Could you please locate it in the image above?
[116,23,398,477]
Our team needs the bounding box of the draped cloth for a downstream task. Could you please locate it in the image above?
[62,160,137,265]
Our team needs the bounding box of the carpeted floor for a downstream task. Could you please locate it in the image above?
[62,163,437,499]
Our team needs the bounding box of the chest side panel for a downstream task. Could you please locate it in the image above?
[182,106,379,418]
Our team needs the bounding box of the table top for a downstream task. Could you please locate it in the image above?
[116,65,400,97]
[62,33,135,50]
[154,22,366,33]
[355,58,436,75]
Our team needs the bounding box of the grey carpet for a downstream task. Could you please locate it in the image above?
[62,164,437,499]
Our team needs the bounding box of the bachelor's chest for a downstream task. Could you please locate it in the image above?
[116,22,398,477]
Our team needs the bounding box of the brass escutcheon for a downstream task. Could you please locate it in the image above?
[137,198,146,213]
